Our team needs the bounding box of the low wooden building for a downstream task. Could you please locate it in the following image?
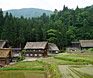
[24,42,48,57]
[12,48,22,61]
[0,48,12,66]
[48,43,59,54]
[79,40,93,50]
[0,40,9,48]
[71,42,80,49]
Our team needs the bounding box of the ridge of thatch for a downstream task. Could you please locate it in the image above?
[48,43,59,51]
[0,40,8,48]
[79,40,93,47]
[24,42,48,49]
[0,48,12,58]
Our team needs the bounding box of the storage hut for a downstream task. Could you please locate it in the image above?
[0,40,9,48]
[71,41,80,49]
[48,43,59,54]
[79,40,93,50]
[0,48,12,66]
[12,48,22,61]
[24,42,48,57]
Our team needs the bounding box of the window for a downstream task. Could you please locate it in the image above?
[56,51,58,53]
[39,54,42,56]
[26,54,29,56]
[30,54,33,56]
[35,54,37,56]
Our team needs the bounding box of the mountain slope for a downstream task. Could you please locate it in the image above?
[3,8,53,18]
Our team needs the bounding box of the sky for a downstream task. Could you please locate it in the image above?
[0,0,93,11]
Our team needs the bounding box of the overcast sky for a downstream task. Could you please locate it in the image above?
[0,0,93,11]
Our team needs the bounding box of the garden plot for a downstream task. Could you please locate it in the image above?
[0,71,47,78]
[58,65,93,78]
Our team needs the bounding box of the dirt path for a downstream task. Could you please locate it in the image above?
[58,65,93,78]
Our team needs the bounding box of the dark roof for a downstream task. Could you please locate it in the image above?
[0,48,12,58]
[48,43,59,51]
[79,40,93,47]
[0,40,8,48]
[24,42,48,49]
[12,48,22,51]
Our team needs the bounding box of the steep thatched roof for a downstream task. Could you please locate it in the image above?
[48,43,59,51]
[24,42,48,49]
[79,40,93,47]
[0,40,8,48]
[0,48,12,58]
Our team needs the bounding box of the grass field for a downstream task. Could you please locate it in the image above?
[6,61,44,68]
[0,71,47,78]
[58,65,93,78]
[40,58,87,65]
[0,53,93,78]
[54,53,93,64]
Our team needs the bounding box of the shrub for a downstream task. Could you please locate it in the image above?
[82,49,87,52]
[17,54,25,62]
[59,50,65,53]
[88,48,93,51]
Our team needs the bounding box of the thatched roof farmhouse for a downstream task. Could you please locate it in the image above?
[24,42,48,57]
[48,43,59,53]
[0,48,12,66]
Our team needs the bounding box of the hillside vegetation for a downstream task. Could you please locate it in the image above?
[3,8,53,18]
[0,5,93,48]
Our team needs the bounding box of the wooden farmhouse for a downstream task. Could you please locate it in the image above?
[48,43,59,54]
[12,48,22,61]
[0,40,9,48]
[79,40,93,50]
[24,42,48,57]
[0,48,12,66]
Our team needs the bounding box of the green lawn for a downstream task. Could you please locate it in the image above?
[0,71,47,78]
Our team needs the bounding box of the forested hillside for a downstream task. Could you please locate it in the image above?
[0,5,93,49]
[3,8,53,18]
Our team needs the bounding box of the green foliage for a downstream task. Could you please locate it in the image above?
[59,50,65,53]
[88,48,93,51]
[17,54,25,62]
[3,8,53,18]
[1,67,44,70]
[0,5,93,48]
[49,64,61,78]
[82,49,87,52]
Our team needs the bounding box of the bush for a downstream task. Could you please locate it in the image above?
[82,49,87,52]
[59,50,65,53]
[17,54,25,62]
[88,48,93,51]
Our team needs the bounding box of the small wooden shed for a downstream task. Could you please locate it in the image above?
[71,42,80,49]
[24,42,48,57]
[79,40,93,50]
[48,43,59,54]
[0,48,12,66]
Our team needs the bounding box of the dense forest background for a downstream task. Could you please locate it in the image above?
[0,5,93,49]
